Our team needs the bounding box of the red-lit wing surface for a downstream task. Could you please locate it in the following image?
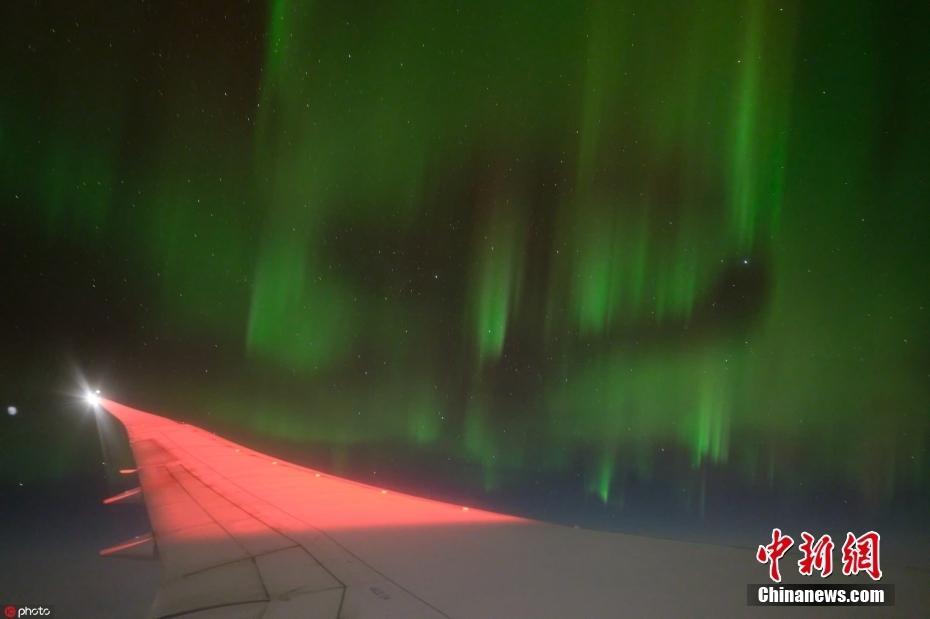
[100,400,929,618]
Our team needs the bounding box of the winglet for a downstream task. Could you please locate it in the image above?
[103,486,142,505]
[99,533,155,560]
[119,468,138,475]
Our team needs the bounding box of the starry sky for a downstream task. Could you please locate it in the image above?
[2,0,928,542]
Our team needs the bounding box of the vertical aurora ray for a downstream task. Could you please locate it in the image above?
[727,0,797,250]
[469,199,525,362]
[463,398,501,491]
[587,450,615,503]
[729,0,763,249]
[691,360,731,468]
[246,0,357,369]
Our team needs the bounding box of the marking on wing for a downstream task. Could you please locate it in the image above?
[133,439,349,618]
[151,427,451,618]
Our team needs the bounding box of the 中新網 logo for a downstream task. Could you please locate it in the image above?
[756,529,882,582]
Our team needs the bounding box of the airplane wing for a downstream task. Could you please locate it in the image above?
[97,400,928,618]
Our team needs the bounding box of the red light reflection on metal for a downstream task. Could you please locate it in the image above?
[100,400,524,532]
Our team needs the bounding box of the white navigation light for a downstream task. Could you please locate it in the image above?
[86,390,101,407]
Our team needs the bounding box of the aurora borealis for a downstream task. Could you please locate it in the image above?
[2,0,928,526]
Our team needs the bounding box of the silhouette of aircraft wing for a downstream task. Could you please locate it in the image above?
[97,400,928,618]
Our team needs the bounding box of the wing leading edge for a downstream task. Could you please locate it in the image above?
[98,400,929,618]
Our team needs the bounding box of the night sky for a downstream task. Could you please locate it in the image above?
[1,2,928,613]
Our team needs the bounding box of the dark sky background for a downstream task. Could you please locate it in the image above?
[1,1,928,616]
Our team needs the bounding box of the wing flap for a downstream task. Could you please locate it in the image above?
[255,547,343,597]
[157,522,250,580]
[152,558,266,618]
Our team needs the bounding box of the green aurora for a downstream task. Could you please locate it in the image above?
[2,1,928,512]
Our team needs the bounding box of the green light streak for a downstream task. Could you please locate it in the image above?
[470,202,524,361]
[587,450,615,503]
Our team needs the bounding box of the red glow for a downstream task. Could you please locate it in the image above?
[99,534,153,558]
[102,486,141,505]
[100,399,524,534]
